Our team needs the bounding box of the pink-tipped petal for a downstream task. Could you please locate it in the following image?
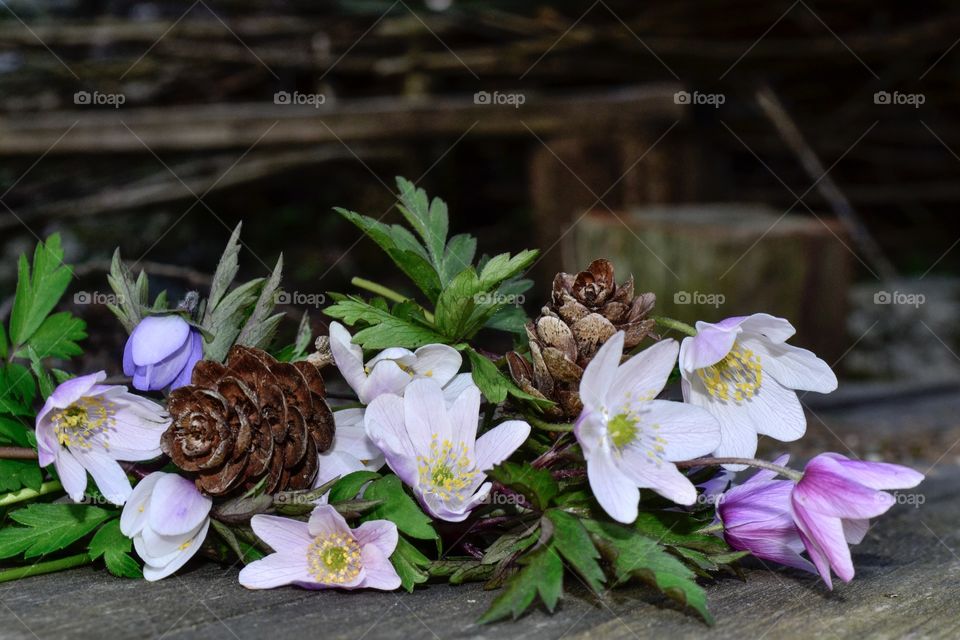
[353,520,399,558]
[307,504,353,539]
[358,543,402,591]
[681,323,739,371]
[819,454,924,491]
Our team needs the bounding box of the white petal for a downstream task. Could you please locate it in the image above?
[314,451,369,492]
[328,322,367,396]
[403,379,452,449]
[120,472,163,536]
[684,376,758,467]
[618,451,698,506]
[104,405,167,461]
[141,520,209,581]
[738,313,796,343]
[744,338,838,393]
[607,339,678,408]
[681,323,739,371]
[75,449,132,505]
[148,474,212,536]
[250,514,313,553]
[364,394,414,460]
[587,447,639,524]
[353,520,399,558]
[447,384,481,450]
[579,331,624,412]
[333,409,382,460]
[410,344,462,386]
[641,399,720,460]
[307,504,353,539]
[239,552,311,589]
[55,450,89,502]
[360,360,413,404]
[744,378,807,442]
[442,373,477,406]
[358,543,402,591]
[473,420,530,473]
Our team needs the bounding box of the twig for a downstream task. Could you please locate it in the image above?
[0,447,38,460]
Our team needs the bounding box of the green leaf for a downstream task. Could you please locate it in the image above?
[633,511,729,554]
[106,249,149,332]
[324,297,447,349]
[23,312,86,359]
[463,347,553,408]
[236,255,284,350]
[0,459,43,492]
[0,504,112,560]
[584,519,714,624]
[478,250,538,291]
[329,470,381,503]
[9,234,74,345]
[0,363,36,416]
[361,475,437,540]
[26,346,55,399]
[478,545,564,623]
[88,519,142,578]
[440,234,477,285]
[206,223,243,314]
[0,416,32,446]
[390,536,431,592]
[544,510,605,593]
[203,278,263,362]
[0,323,8,358]
[395,176,448,270]
[487,461,558,511]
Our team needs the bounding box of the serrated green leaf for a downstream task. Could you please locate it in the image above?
[633,511,729,554]
[23,312,86,359]
[545,510,605,594]
[390,536,431,592]
[440,233,477,285]
[206,223,243,315]
[88,519,142,578]
[584,519,714,624]
[487,461,558,511]
[0,459,43,492]
[361,475,436,540]
[463,347,553,409]
[203,278,264,362]
[0,504,112,560]
[395,176,448,269]
[324,297,447,350]
[478,544,564,623]
[9,234,74,345]
[478,250,538,291]
[482,529,539,566]
[236,255,284,350]
[328,470,381,503]
[106,249,149,333]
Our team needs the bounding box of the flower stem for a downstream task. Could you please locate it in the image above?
[0,447,37,460]
[525,415,574,432]
[697,522,724,534]
[652,316,697,337]
[351,277,435,323]
[0,481,64,507]
[676,457,803,482]
[0,553,92,583]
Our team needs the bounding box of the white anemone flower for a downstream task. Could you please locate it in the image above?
[678,313,838,464]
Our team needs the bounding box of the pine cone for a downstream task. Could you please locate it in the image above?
[161,345,335,497]
[507,259,656,419]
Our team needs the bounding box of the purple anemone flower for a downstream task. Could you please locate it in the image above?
[123,315,203,392]
[791,453,924,588]
[36,371,170,505]
[239,505,400,590]
[717,455,814,574]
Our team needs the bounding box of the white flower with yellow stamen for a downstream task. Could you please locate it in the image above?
[679,314,838,466]
[575,332,721,524]
[36,371,170,505]
[364,379,530,522]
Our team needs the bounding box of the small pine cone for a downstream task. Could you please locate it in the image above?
[508,259,656,420]
[161,345,335,497]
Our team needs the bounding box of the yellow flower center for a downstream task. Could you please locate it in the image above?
[53,397,115,450]
[607,413,639,448]
[417,436,477,500]
[696,343,762,403]
[307,532,362,583]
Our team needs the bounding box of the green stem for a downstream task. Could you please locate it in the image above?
[676,457,803,482]
[0,481,64,507]
[697,522,724,534]
[525,414,574,432]
[351,277,436,324]
[0,553,92,583]
[652,316,697,337]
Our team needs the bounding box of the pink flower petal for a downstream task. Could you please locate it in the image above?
[473,420,530,473]
[403,379,452,448]
[239,552,311,589]
[819,453,924,491]
[307,504,353,539]
[120,472,163,537]
[250,514,313,553]
[353,520,398,558]
[358,543,401,591]
[142,520,208,582]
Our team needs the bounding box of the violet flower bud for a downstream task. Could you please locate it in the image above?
[123,315,202,391]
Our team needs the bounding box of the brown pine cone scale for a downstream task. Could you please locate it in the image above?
[508,258,657,420]
[162,345,334,497]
